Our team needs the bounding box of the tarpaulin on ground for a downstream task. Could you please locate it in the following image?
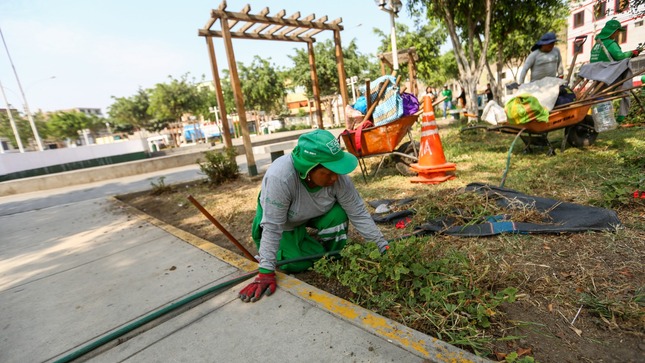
[414,182,621,237]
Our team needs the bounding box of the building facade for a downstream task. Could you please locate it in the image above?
[568,0,645,83]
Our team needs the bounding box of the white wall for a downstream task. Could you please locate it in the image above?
[0,139,148,175]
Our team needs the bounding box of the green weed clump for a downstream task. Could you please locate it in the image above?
[314,237,517,355]
[197,147,239,186]
[150,176,173,195]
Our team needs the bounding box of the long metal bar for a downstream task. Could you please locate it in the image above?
[187,195,257,262]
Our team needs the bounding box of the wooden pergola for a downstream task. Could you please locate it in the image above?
[378,47,419,96]
[198,1,349,176]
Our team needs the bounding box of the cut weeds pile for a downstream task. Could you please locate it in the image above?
[118,120,645,363]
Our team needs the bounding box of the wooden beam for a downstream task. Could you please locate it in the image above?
[299,28,324,38]
[199,29,313,43]
[261,9,286,35]
[210,9,342,31]
[226,4,250,29]
[238,7,269,33]
[276,11,300,36]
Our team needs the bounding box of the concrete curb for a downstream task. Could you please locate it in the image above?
[111,196,492,363]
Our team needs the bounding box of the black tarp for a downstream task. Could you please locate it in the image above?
[415,183,621,237]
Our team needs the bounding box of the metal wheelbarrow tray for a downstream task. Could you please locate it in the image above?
[341,113,420,180]
[463,103,597,156]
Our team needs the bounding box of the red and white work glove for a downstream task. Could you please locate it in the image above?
[239,272,277,303]
[632,49,641,57]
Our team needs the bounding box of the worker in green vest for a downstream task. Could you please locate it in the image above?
[441,85,453,120]
[590,19,641,123]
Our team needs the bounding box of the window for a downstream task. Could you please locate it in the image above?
[594,1,607,20]
[572,42,585,56]
[616,0,629,13]
[636,20,643,27]
[573,11,585,28]
[617,26,627,44]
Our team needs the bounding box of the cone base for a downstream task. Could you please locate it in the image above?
[409,162,456,173]
[410,172,456,184]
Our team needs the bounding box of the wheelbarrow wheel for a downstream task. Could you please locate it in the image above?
[393,141,420,176]
[393,141,420,166]
[566,115,598,147]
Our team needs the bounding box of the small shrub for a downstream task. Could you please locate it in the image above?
[150,176,173,195]
[198,147,239,186]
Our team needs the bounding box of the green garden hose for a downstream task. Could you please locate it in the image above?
[500,128,525,188]
[53,250,340,363]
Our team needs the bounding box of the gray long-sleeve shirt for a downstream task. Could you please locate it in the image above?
[519,48,563,84]
[257,154,387,271]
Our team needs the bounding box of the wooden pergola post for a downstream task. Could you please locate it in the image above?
[205,36,232,148]
[333,29,349,128]
[307,41,323,129]
[220,11,258,176]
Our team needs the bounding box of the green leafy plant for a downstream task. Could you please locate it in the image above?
[150,176,172,195]
[504,351,539,363]
[197,147,239,186]
[314,237,517,356]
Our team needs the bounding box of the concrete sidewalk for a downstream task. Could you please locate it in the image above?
[0,196,489,363]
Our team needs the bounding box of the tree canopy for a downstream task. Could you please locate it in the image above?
[46,111,101,140]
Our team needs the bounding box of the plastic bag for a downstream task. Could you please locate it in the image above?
[401,92,419,116]
[504,95,549,124]
[481,100,507,125]
[591,101,617,132]
[516,76,566,111]
[353,96,367,114]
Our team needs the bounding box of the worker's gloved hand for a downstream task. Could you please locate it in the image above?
[632,49,640,57]
[377,241,390,254]
[239,272,276,303]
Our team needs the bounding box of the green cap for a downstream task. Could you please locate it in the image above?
[596,19,626,40]
[291,129,358,179]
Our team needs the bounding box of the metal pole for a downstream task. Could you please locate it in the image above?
[390,11,398,71]
[0,79,24,152]
[0,26,44,151]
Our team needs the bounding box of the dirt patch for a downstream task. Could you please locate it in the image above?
[117,178,645,363]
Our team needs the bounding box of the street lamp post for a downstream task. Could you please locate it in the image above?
[0,26,44,151]
[346,76,359,103]
[0,79,24,152]
[375,0,403,71]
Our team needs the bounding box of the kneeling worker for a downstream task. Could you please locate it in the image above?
[239,129,390,303]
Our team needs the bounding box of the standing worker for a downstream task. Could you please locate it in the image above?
[518,32,564,84]
[441,85,453,119]
[590,19,641,123]
[238,129,390,303]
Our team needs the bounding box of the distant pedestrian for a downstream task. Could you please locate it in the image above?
[485,83,494,102]
[519,32,563,84]
[441,85,452,119]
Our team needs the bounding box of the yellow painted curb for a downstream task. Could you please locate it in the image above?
[109,196,257,272]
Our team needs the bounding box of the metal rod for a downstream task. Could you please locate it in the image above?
[187,195,257,262]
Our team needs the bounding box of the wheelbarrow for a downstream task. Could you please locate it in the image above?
[340,112,421,181]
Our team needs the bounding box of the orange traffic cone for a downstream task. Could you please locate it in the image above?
[409,95,457,184]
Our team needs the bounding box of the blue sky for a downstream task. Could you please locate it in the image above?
[0,0,420,114]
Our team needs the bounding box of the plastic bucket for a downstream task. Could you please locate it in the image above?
[591,101,617,132]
